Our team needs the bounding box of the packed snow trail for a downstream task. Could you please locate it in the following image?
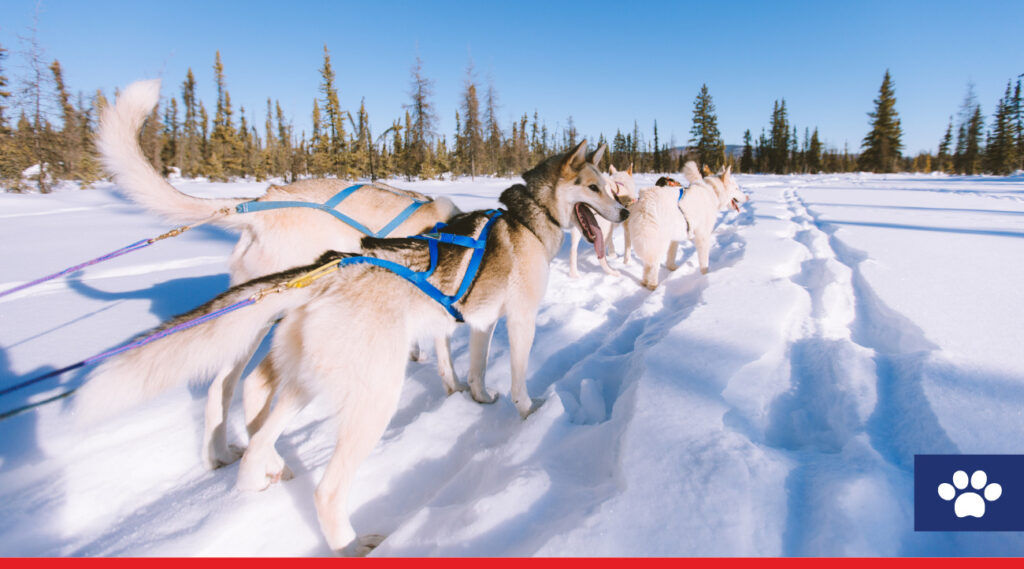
[1,174,1023,556]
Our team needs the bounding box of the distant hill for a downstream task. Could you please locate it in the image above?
[667,145,745,160]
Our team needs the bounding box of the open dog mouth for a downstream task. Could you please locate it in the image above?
[574,202,605,259]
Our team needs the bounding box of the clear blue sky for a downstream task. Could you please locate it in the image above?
[2,0,1022,156]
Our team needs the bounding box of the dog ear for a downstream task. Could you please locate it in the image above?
[588,143,607,166]
[561,140,589,177]
[609,164,617,174]
[627,163,633,176]
[724,165,732,176]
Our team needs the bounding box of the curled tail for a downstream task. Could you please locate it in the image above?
[73,261,330,424]
[682,160,703,185]
[97,79,247,226]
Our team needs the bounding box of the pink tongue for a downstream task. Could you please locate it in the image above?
[575,203,605,259]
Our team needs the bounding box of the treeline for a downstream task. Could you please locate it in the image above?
[714,71,1024,176]
[1,43,1022,194]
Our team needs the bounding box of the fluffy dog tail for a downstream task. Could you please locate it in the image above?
[97,79,248,226]
[682,160,703,185]
[73,263,324,424]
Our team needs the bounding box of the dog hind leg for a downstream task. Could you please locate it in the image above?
[236,380,309,491]
[466,322,497,404]
[435,333,466,395]
[315,360,405,555]
[694,232,711,275]
[665,241,681,272]
[243,356,279,437]
[507,307,540,418]
[202,321,274,469]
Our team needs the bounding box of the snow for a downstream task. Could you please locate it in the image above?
[1,172,1024,556]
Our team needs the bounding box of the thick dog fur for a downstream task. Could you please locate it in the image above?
[568,163,637,277]
[74,140,628,554]
[97,79,460,469]
[625,161,748,289]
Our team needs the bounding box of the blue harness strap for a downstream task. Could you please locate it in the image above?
[336,209,504,322]
[236,184,428,238]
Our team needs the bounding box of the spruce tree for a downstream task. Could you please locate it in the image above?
[210,53,243,177]
[49,60,80,180]
[807,128,823,173]
[352,98,371,178]
[985,81,1018,175]
[689,84,725,171]
[739,129,754,173]
[653,120,661,172]
[275,101,293,181]
[964,105,984,174]
[20,19,53,192]
[768,100,790,174]
[405,56,437,178]
[859,70,903,172]
[162,97,179,175]
[459,61,484,178]
[937,118,953,173]
[309,99,329,176]
[1015,78,1023,171]
[319,45,347,175]
[484,80,501,174]
[180,69,200,177]
[0,42,9,136]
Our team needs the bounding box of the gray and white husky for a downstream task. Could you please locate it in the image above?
[75,140,628,555]
[568,163,637,277]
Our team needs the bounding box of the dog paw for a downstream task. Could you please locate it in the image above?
[700,267,709,275]
[666,264,679,272]
[471,389,498,405]
[236,453,291,492]
[338,534,386,557]
[602,268,622,277]
[203,443,245,470]
[445,381,470,396]
[517,397,545,419]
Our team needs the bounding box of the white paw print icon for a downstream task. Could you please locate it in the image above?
[938,470,1002,518]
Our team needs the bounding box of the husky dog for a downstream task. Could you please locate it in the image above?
[74,140,627,554]
[626,161,747,289]
[684,161,748,215]
[568,163,636,277]
[97,80,460,470]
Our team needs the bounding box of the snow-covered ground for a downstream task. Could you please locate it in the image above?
[1,172,1023,556]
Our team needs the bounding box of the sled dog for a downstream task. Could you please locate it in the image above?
[568,163,636,277]
[625,162,747,289]
[97,79,459,469]
[75,140,627,555]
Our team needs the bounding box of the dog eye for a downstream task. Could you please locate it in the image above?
[588,184,600,193]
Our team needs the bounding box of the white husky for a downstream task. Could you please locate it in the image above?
[626,161,748,289]
[568,163,637,277]
[97,79,460,469]
[75,140,628,554]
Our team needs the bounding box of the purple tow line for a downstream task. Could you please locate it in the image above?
[0,296,258,420]
[0,238,154,299]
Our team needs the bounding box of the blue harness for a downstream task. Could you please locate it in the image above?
[236,184,427,238]
[332,209,504,322]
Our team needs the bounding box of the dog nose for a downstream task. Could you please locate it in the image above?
[618,208,629,221]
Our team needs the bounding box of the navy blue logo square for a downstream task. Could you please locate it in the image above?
[915,454,1024,531]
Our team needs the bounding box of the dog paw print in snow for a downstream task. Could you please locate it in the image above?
[938,470,1002,518]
